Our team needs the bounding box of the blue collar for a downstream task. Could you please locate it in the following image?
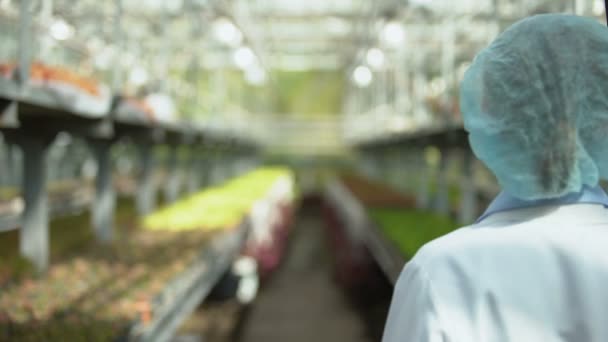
[477,186,608,223]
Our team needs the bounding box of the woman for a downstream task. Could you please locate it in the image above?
[383,14,608,342]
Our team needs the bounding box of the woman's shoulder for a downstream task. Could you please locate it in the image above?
[409,221,531,277]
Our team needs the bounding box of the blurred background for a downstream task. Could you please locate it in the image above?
[0,0,605,341]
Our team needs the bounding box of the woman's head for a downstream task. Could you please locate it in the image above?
[461,14,608,200]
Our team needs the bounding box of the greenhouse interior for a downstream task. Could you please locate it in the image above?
[0,0,606,341]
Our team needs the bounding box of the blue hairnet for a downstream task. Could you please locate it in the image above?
[460,14,608,200]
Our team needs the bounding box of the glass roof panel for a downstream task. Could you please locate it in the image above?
[255,0,366,15]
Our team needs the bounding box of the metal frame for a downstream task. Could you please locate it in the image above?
[128,218,250,342]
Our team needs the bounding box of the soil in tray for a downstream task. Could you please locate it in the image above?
[0,180,89,216]
[340,174,459,259]
[340,174,416,209]
[175,299,245,342]
[0,197,225,341]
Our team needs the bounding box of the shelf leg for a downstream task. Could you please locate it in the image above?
[406,151,417,193]
[237,153,250,176]
[89,140,115,242]
[459,150,478,225]
[136,144,156,216]
[416,150,430,209]
[434,149,450,215]
[209,154,222,185]
[228,155,237,179]
[0,136,7,188]
[6,141,19,187]
[19,137,51,272]
[18,0,32,85]
[187,150,203,194]
[201,155,212,189]
[164,145,181,204]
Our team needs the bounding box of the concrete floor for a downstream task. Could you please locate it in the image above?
[237,205,374,342]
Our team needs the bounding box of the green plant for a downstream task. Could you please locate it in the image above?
[369,208,459,259]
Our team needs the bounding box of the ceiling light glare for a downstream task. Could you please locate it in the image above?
[212,18,243,47]
[593,0,605,15]
[164,0,183,13]
[409,0,432,7]
[233,46,256,70]
[129,66,149,86]
[245,66,267,86]
[389,115,411,132]
[86,37,105,53]
[49,19,74,41]
[353,65,373,88]
[381,22,405,47]
[138,0,182,12]
[366,48,385,70]
[94,46,115,70]
[121,52,136,67]
[0,0,13,11]
[326,16,350,36]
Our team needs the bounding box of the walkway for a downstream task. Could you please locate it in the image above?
[237,203,373,342]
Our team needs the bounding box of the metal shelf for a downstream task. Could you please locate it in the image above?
[128,218,250,342]
[0,77,111,120]
[325,179,406,285]
[355,124,468,150]
[0,191,89,232]
[0,77,260,146]
[0,76,258,272]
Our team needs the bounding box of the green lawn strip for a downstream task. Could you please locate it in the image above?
[368,208,459,259]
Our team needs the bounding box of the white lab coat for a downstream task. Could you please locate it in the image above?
[382,203,608,342]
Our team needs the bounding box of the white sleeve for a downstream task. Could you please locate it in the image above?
[382,261,446,342]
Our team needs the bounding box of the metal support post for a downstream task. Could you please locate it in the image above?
[413,67,429,124]
[398,151,411,193]
[0,136,7,188]
[367,153,380,180]
[18,0,32,85]
[231,153,241,178]
[225,154,235,179]
[237,153,247,177]
[88,139,115,242]
[238,154,247,176]
[220,154,231,181]
[396,51,410,116]
[136,144,156,216]
[187,158,203,195]
[47,147,59,183]
[441,20,456,123]
[210,153,224,185]
[200,153,212,189]
[186,147,201,194]
[230,154,239,178]
[111,0,124,91]
[435,148,450,216]
[19,136,52,272]
[386,150,397,188]
[459,150,478,225]
[164,145,181,204]
[416,149,430,210]
[6,141,20,187]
